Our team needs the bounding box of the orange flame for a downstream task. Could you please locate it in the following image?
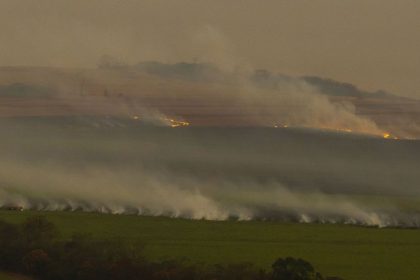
[273,124,402,140]
[383,133,399,140]
[168,119,190,128]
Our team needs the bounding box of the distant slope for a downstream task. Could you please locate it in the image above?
[0,65,419,138]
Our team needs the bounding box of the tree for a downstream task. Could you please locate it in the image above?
[21,216,58,250]
[23,249,51,277]
[0,220,24,270]
[272,257,324,280]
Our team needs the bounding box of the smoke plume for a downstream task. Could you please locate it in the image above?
[1,119,419,227]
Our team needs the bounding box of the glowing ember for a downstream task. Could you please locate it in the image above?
[168,119,190,128]
[273,124,289,128]
[382,133,399,140]
[273,124,402,140]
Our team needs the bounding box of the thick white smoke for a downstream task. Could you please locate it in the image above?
[0,26,419,227]
[1,120,419,228]
[1,24,412,137]
[1,160,419,228]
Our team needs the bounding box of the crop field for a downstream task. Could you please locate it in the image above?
[1,210,420,280]
[0,271,31,280]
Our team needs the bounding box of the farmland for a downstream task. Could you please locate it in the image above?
[1,210,420,279]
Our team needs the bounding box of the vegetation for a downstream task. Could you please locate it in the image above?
[272,258,324,280]
[0,215,336,280]
[1,210,420,279]
[0,271,32,280]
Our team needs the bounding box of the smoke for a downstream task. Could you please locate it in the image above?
[1,120,420,227]
[227,75,383,135]
[1,24,416,137]
[1,156,420,228]
[0,157,418,228]
[0,160,228,220]
[172,26,386,136]
[0,67,388,136]
[1,22,419,227]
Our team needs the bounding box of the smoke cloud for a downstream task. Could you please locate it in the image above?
[1,24,418,137]
[1,21,420,228]
[1,119,419,227]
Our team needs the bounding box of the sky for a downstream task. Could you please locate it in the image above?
[1,0,419,97]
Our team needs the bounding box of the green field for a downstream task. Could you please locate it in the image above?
[1,210,420,280]
[0,271,31,280]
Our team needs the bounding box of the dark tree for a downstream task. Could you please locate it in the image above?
[23,249,51,277]
[21,216,58,250]
[0,220,24,270]
[272,257,324,280]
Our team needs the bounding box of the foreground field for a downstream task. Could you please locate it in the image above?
[0,211,419,279]
[0,271,31,280]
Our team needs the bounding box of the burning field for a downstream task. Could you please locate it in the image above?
[3,3,420,279]
[0,116,419,227]
[0,65,420,227]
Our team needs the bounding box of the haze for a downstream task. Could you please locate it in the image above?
[1,0,420,97]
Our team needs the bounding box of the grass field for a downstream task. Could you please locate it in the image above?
[0,271,31,280]
[1,211,420,279]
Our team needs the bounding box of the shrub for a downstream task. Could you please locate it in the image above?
[272,257,324,280]
[0,220,24,270]
[21,216,58,250]
[23,249,51,277]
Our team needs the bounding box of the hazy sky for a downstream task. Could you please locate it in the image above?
[1,0,419,97]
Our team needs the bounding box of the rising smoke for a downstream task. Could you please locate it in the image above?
[1,25,419,227]
[1,119,419,227]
